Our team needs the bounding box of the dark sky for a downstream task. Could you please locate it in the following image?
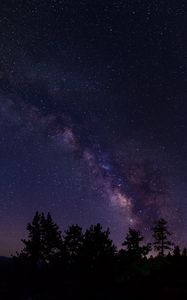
[0,0,186,255]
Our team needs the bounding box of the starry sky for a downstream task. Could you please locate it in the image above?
[0,0,186,256]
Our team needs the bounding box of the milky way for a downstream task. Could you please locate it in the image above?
[0,1,186,255]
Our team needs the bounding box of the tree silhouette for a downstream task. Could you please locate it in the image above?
[182,247,187,257]
[17,211,62,264]
[19,211,44,264]
[63,224,83,264]
[152,218,173,256]
[81,223,116,272]
[41,212,62,262]
[122,228,151,258]
[173,245,181,257]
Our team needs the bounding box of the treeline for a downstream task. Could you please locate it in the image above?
[15,212,185,262]
[1,212,187,300]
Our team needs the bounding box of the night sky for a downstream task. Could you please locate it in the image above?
[0,0,186,256]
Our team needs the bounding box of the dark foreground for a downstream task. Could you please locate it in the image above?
[1,255,187,300]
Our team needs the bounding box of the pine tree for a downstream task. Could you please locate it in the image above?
[182,247,187,257]
[173,245,181,257]
[20,211,44,263]
[63,224,83,264]
[122,228,151,258]
[81,223,116,267]
[17,212,62,264]
[152,218,173,256]
[42,212,62,262]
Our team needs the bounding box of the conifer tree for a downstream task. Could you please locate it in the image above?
[122,228,151,258]
[152,218,173,256]
[63,224,84,264]
[81,223,116,267]
[17,212,62,263]
[42,212,62,262]
[182,247,187,257]
[173,245,180,257]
